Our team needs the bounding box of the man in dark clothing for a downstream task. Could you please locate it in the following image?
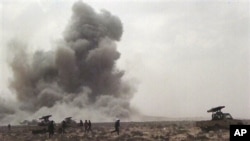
[111,119,120,135]
[8,124,11,131]
[80,120,83,127]
[48,121,55,138]
[88,120,92,132]
[62,120,66,134]
[84,120,88,132]
[79,120,83,131]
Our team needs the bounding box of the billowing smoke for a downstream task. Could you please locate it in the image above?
[4,1,137,123]
[0,98,15,119]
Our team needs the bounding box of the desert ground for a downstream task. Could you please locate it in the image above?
[0,120,249,141]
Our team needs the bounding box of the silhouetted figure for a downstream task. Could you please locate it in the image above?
[111,119,120,135]
[84,120,88,132]
[8,124,11,131]
[80,120,83,126]
[88,120,92,132]
[79,120,83,131]
[48,121,54,138]
[62,120,66,134]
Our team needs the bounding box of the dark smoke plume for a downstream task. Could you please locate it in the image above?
[6,1,136,122]
[0,98,15,119]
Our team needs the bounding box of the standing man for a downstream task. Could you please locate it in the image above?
[111,119,120,135]
[84,120,88,132]
[88,120,92,132]
[8,124,11,131]
[62,120,66,134]
[48,121,55,138]
[79,120,84,131]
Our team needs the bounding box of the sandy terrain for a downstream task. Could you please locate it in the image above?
[0,120,249,141]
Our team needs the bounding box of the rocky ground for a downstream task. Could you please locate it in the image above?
[0,120,249,141]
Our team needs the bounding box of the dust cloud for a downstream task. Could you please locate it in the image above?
[1,1,137,124]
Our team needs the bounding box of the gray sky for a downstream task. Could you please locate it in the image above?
[1,0,250,119]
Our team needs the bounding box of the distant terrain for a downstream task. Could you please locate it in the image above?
[1,120,250,141]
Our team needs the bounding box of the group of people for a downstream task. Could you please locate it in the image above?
[47,119,120,138]
[79,120,92,132]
